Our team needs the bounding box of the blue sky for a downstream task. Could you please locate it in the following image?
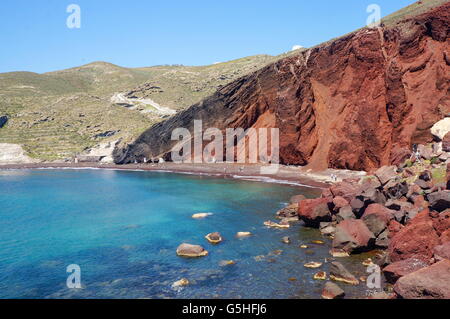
[0,0,416,73]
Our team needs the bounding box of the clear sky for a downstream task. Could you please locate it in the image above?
[0,0,417,73]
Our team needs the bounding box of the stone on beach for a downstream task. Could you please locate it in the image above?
[332,219,375,253]
[298,198,331,227]
[176,243,208,257]
[205,232,223,244]
[321,282,345,299]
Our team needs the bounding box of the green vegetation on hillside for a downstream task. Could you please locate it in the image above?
[0,55,279,161]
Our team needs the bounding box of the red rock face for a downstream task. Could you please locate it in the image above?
[115,2,450,171]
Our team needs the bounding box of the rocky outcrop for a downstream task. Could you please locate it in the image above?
[0,143,37,164]
[114,2,450,171]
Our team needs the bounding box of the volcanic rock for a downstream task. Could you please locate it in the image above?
[298,198,331,227]
[332,219,375,253]
[383,258,429,283]
[434,242,450,261]
[394,260,450,299]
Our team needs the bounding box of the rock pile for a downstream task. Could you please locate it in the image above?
[291,139,450,298]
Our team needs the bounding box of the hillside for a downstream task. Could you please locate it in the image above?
[115,0,450,171]
[0,55,281,161]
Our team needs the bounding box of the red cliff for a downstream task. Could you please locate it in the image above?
[115,2,450,171]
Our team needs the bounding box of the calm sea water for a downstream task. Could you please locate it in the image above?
[0,169,370,299]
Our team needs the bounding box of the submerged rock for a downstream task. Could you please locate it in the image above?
[236,231,252,238]
[205,232,223,244]
[264,220,290,229]
[313,271,327,280]
[322,282,345,299]
[176,243,208,257]
[172,278,189,288]
[304,262,323,269]
[281,236,291,244]
[192,213,213,219]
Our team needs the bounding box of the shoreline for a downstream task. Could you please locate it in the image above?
[0,162,366,189]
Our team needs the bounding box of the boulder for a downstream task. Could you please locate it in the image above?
[443,132,450,152]
[359,187,387,205]
[362,204,395,237]
[427,191,450,212]
[298,198,331,227]
[374,166,398,185]
[335,206,356,223]
[349,198,365,217]
[431,118,450,140]
[387,220,404,239]
[332,219,375,253]
[417,144,433,160]
[434,242,450,261]
[388,211,440,263]
[176,243,208,257]
[433,209,450,237]
[382,258,429,284]
[394,260,450,299]
[332,196,349,211]
[329,181,361,202]
[329,261,359,285]
[276,203,299,219]
[321,282,345,299]
[440,229,450,244]
[375,228,390,248]
[359,176,382,191]
[319,222,336,236]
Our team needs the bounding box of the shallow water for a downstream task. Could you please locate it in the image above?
[0,169,373,299]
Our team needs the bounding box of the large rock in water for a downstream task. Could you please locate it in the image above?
[113,2,450,171]
[362,203,395,237]
[329,261,359,285]
[298,198,331,227]
[332,219,375,253]
[394,260,450,299]
[176,243,208,257]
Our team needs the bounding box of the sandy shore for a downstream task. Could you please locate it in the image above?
[0,162,366,189]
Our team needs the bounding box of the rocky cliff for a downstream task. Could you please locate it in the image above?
[115,2,450,171]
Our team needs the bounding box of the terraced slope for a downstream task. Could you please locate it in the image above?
[0,55,281,161]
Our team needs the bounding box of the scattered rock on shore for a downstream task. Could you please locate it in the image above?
[329,261,359,285]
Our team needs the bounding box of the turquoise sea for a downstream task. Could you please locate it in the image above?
[0,169,369,299]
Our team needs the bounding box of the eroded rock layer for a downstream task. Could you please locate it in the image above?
[115,3,450,171]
